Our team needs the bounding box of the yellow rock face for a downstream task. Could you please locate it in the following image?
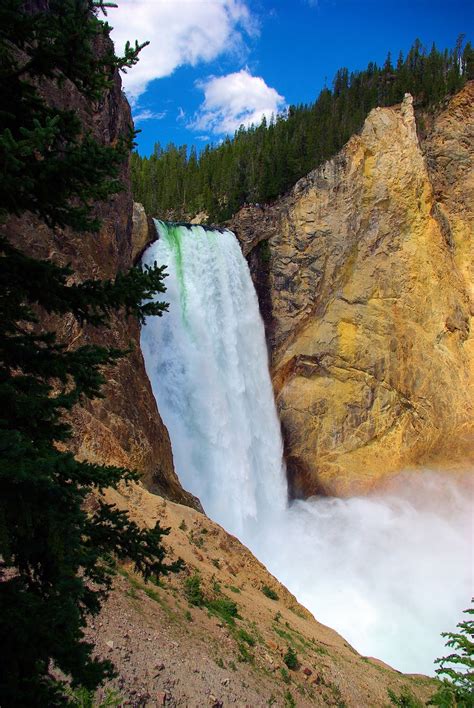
[232,84,473,497]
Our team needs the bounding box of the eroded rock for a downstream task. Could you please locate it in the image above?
[231,84,474,496]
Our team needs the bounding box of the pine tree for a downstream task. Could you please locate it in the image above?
[428,602,474,707]
[0,2,181,705]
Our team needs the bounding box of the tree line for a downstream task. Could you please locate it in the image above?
[131,37,473,222]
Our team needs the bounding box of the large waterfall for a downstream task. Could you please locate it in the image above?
[141,222,472,676]
[141,222,287,538]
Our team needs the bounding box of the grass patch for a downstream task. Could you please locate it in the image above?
[262,584,279,601]
[228,585,241,594]
[237,628,256,646]
[289,605,306,619]
[387,687,424,707]
[207,597,239,626]
[237,642,254,664]
[314,645,329,655]
[184,573,204,606]
[188,530,204,548]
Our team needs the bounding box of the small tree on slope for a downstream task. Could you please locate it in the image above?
[0,1,179,705]
[428,601,474,707]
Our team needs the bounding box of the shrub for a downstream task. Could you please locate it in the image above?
[262,584,279,601]
[237,628,256,646]
[184,574,204,606]
[284,646,299,670]
[208,597,239,625]
[387,687,424,707]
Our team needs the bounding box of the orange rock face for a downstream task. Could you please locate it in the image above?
[231,84,474,497]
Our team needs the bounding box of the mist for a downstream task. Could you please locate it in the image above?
[248,470,473,675]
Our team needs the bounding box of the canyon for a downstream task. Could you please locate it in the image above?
[3,15,472,699]
[231,83,474,498]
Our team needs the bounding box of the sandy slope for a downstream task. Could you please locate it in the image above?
[85,483,436,707]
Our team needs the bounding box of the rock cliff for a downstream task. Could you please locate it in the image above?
[1,28,197,509]
[231,84,473,497]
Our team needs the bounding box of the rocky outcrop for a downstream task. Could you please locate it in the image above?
[2,32,198,509]
[132,201,158,263]
[231,84,473,497]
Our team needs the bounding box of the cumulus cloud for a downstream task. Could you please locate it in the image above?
[133,109,167,123]
[109,0,257,103]
[190,69,286,135]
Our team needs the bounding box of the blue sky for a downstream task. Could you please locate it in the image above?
[109,0,472,156]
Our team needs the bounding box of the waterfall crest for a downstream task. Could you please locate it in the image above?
[141,221,287,538]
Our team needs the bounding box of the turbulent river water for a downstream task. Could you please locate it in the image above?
[141,222,473,676]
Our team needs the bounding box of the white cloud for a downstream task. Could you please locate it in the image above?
[133,109,167,123]
[177,107,186,121]
[190,69,285,135]
[109,0,258,103]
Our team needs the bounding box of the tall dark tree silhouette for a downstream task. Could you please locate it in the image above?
[0,2,180,705]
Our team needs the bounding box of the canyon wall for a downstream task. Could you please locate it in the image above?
[231,83,473,497]
[1,29,198,509]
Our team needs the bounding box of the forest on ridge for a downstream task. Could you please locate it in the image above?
[131,37,473,222]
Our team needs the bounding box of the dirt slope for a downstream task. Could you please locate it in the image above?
[85,483,436,707]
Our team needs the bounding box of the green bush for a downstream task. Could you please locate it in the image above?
[184,574,204,606]
[283,645,299,670]
[387,687,424,707]
[262,584,279,601]
[208,597,239,625]
[237,628,256,646]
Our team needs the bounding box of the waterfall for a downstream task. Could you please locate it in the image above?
[141,222,472,676]
[141,221,287,538]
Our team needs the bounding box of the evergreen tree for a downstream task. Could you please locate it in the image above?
[428,602,474,707]
[0,2,181,705]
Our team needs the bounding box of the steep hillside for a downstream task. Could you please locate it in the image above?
[86,482,436,707]
[230,83,473,497]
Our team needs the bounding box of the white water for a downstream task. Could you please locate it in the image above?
[141,222,473,676]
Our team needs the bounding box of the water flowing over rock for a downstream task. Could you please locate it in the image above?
[230,83,474,497]
[141,222,287,537]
